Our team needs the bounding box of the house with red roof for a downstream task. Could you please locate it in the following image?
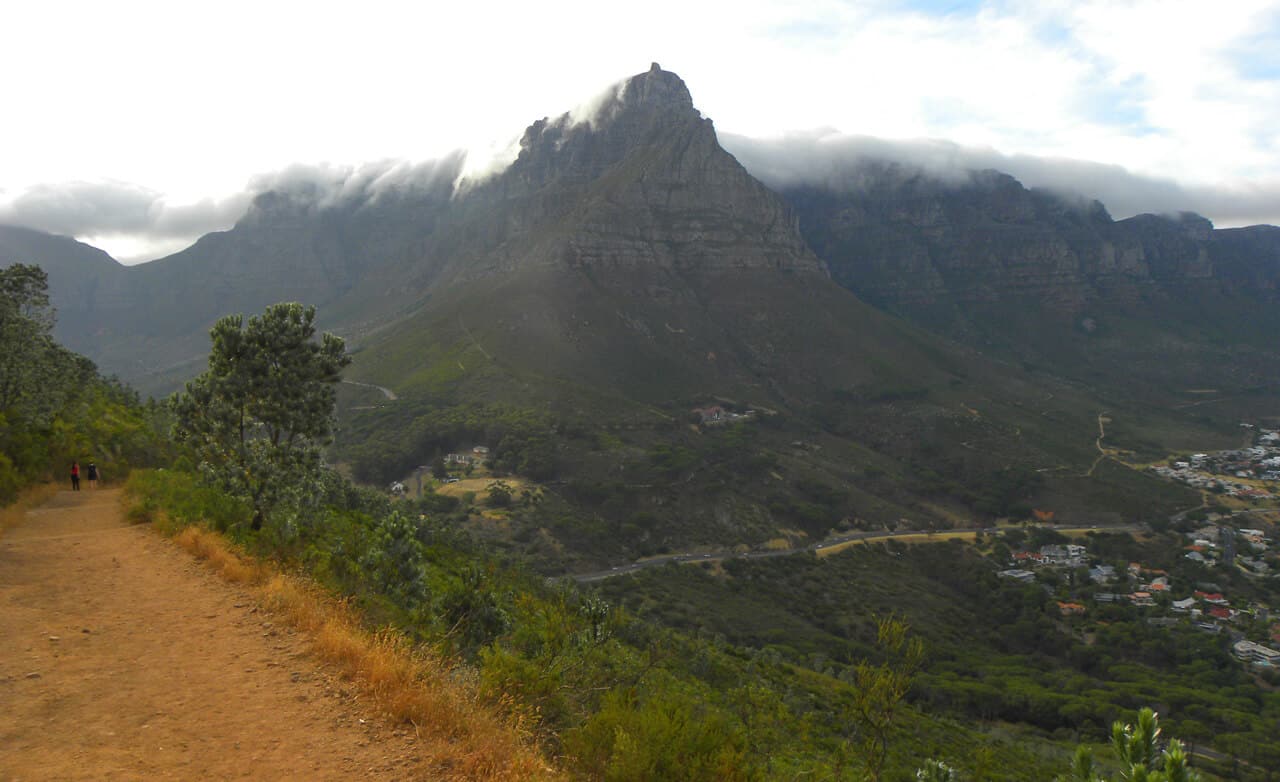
[1194,591,1228,605]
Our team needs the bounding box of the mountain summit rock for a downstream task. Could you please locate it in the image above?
[457,64,825,278]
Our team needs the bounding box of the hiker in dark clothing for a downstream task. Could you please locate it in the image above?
[71,461,80,491]
[87,462,99,489]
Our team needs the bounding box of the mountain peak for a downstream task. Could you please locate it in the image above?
[504,65,707,191]
[618,63,695,114]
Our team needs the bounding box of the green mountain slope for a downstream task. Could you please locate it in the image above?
[331,67,1211,567]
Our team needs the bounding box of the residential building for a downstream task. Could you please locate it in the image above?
[1041,544,1086,567]
[1089,565,1116,583]
[1233,640,1280,667]
[998,569,1036,583]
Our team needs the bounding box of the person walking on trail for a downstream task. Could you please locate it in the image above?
[87,461,99,489]
[70,461,80,491]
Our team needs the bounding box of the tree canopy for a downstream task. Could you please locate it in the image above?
[0,264,93,422]
[1,263,164,501]
[171,302,350,529]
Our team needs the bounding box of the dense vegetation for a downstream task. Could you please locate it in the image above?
[0,263,165,501]
[128,466,1089,780]
[598,540,1280,777]
[336,384,1201,574]
[171,302,350,530]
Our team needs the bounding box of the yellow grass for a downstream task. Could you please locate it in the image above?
[0,483,59,538]
[813,524,1124,559]
[434,477,529,498]
[815,531,978,558]
[165,523,557,781]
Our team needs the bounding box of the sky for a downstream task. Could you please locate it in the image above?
[2,0,1278,263]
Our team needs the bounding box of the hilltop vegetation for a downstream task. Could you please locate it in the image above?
[0,263,166,502]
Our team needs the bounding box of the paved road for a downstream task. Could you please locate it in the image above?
[572,522,1139,582]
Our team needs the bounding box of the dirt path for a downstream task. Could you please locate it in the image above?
[1084,411,1112,477]
[0,489,433,781]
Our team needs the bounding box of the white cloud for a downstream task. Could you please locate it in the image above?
[720,130,1280,226]
[0,181,250,260]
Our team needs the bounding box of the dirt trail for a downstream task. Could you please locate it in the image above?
[0,489,432,781]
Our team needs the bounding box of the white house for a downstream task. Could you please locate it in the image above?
[1233,640,1280,667]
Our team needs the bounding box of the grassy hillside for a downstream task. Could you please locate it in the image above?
[330,254,1219,569]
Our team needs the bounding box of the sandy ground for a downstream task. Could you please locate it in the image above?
[0,489,433,781]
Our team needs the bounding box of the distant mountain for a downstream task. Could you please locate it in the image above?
[326,65,1207,559]
[6,68,1278,404]
[0,224,126,358]
[780,163,1280,400]
[784,161,1280,310]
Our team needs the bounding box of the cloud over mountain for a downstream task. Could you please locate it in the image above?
[0,181,250,243]
[0,155,468,263]
[720,131,1280,227]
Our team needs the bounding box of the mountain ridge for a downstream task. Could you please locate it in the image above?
[4,66,1276,430]
[4,66,1276,398]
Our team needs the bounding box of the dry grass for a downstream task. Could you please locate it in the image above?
[173,526,266,585]
[815,531,979,558]
[434,477,529,498]
[0,484,59,538]
[166,524,557,781]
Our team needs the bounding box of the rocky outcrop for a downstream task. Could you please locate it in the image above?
[462,64,826,277]
[1208,224,1280,292]
[783,162,1278,314]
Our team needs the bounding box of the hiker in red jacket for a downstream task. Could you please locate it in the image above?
[70,461,80,491]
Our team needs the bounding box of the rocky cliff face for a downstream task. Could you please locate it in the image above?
[783,163,1277,315]
[457,64,826,277]
[778,163,1280,396]
[1207,224,1280,292]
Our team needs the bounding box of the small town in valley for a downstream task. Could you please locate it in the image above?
[1000,429,1280,673]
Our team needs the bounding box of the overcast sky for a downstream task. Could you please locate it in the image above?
[2,0,1278,263]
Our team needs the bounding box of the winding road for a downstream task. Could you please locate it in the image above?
[572,522,1139,582]
[341,379,397,401]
